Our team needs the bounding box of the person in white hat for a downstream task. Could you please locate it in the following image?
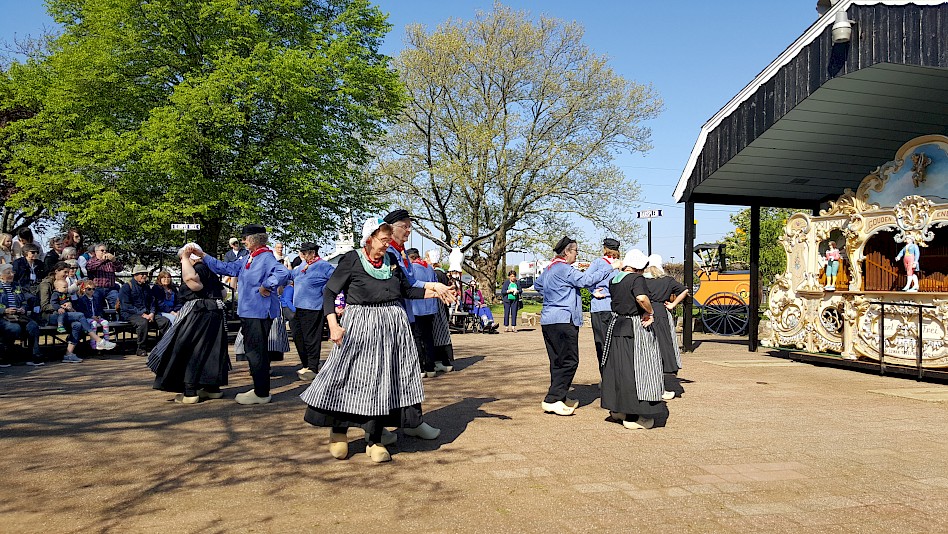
[533,236,617,416]
[299,216,456,463]
[599,249,663,430]
[644,254,689,400]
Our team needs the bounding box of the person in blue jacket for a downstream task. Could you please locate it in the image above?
[588,238,621,371]
[407,248,442,377]
[533,236,617,416]
[195,224,289,405]
[289,242,334,381]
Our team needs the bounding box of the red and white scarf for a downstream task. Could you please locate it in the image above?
[245,247,272,269]
[300,256,322,274]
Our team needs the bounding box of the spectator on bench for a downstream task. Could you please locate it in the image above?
[120,265,170,356]
[0,264,44,366]
[151,270,182,324]
[0,233,13,265]
[39,262,116,362]
[86,243,123,309]
[74,279,111,344]
[12,243,47,292]
[44,236,65,271]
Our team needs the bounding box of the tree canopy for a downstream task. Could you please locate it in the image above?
[722,207,799,288]
[1,0,402,255]
[375,4,662,294]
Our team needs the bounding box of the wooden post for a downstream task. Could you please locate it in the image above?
[683,202,695,352]
[749,205,760,352]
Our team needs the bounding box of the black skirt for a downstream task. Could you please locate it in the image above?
[650,301,680,373]
[304,404,422,433]
[150,299,230,392]
[600,336,662,417]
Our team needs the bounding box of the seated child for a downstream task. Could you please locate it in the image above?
[74,280,111,341]
[51,279,71,333]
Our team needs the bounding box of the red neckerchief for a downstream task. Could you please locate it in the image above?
[245,246,272,269]
[300,256,322,273]
[389,240,410,268]
[412,259,429,268]
[364,248,384,268]
[549,258,570,268]
[602,256,614,265]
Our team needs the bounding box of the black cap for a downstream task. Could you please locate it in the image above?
[553,236,576,254]
[383,209,411,224]
[405,248,420,257]
[299,242,319,253]
[240,224,266,237]
[603,238,620,249]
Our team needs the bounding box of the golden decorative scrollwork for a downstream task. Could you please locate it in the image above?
[894,195,935,245]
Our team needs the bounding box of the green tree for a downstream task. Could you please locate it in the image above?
[722,207,799,288]
[1,0,402,255]
[375,3,661,298]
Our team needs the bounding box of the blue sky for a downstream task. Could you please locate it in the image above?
[1,0,822,263]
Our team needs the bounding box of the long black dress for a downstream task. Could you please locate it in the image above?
[600,272,663,417]
[149,262,229,393]
[645,276,687,374]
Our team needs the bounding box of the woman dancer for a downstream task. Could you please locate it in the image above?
[300,217,455,463]
[149,245,228,404]
[600,249,663,430]
[643,255,689,400]
[895,236,921,292]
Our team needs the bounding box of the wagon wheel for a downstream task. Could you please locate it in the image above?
[700,292,749,336]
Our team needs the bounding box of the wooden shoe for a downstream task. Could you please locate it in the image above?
[366,443,392,463]
[297,367,317,381]
[434,362,453,373]
[235,390,271,405]
[622,417,655,430]
[608,411,626,422]
[661,390,675,401]
[564,398,579,409]
[541,401,575,416]
[403,422,440,440]
[329,431,349,459]
[174,394,200,404]
[197,389,223,400]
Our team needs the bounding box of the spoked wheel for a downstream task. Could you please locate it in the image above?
[700,292,749,336]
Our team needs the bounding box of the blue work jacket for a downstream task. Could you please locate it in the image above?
[588,257,618,313]
[204,250,288,319]
[291,259,335,311]
[534,260,613,326]
[410,262,439,317]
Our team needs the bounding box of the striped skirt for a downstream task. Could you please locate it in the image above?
[234,315,290,360]
[432,303,452,347]
[600,314,663,412]
[299,302,425,419]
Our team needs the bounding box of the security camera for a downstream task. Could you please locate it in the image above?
[831,11,854,43]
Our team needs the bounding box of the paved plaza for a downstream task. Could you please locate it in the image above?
[2,327,948,533]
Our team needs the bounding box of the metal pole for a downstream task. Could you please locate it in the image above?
[647,218,653,256]
[917,307,924,381]
[683,202,695,352]
[879,303,885,376]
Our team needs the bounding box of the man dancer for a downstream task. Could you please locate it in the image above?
[196,224,289,405]
[289,242,334,381]
[589,238,621,372]
[383,209,440,439]
[533,237,615,416]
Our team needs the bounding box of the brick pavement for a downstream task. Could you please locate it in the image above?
[1,328,948,533]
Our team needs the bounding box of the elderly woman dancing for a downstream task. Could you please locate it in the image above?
[600,249,663,430]
[300,217,455,463]
[148,245,229,404]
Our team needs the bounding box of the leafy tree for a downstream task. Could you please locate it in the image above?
[1,0,402,255]
[722,207,799,288]
[375,3,661,298]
